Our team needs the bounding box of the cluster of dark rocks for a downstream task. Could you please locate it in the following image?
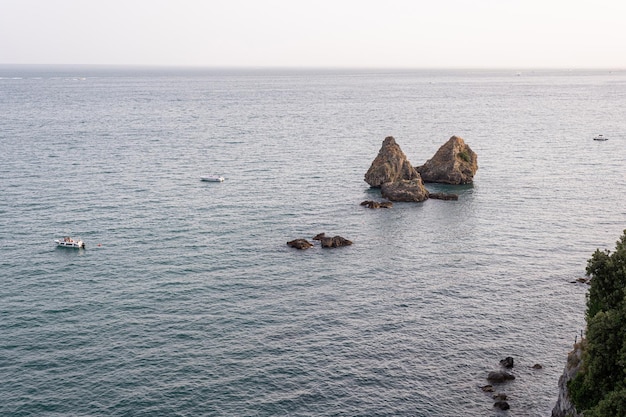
[480,357,543,411]
[481,357,516,411]
[287,233,353,250]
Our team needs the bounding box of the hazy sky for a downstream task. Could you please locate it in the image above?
[1,0,625,68]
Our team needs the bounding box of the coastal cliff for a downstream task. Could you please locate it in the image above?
[552,342,583,417]
[552,230,626,416]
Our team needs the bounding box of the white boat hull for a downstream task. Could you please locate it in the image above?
[55,239,85,248]
[201,176,224,182]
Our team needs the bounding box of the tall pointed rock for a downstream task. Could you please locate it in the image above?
[364,136,420,188]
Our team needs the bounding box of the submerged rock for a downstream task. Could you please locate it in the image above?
[494,401,510,410]
[493,393,508,401]
[360,200,393,208]
[381,179,429,202]
[312,233,353,248]
[365,136,420,187]
[487,370,515,383]
[500,357,514,369]
[427,192,459,201]
[417,136,478,184]
[320,235,353,248]
[287,239,314,250]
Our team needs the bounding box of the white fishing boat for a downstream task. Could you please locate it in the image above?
[55,237,85,248]
[593,134,608,141]
[201,175,225,182]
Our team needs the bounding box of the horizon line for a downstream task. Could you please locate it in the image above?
[1,63,625,71]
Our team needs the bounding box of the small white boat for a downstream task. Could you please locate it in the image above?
[55,237,85,248]
[201,175,225,182]
[593,135,608,141]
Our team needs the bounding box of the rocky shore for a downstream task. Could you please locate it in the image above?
[552,341,583,417]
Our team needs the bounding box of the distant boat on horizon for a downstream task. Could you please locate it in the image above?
[593,134,608,141]
[201,175,225,182]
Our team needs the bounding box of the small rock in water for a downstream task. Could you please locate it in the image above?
[311,233,353,248]
[360,200,393,208]
[487,370,515,383]
[287,239,313,250]
[320,235,353,248]
[427,192,459,201]
[500,357,514,368]
[494,400,510,410]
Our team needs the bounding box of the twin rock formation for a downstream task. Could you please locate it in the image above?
[364,135,477,202]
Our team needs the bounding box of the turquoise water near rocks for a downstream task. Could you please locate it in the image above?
[1,66,625,416]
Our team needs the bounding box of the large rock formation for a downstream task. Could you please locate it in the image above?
[381,179,429,202]
[365,136,420,187]
[552,342,583,417]
[364,137,430,202]
[416,136,478,184]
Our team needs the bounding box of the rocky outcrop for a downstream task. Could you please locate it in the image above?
[287,239,313,250]
[365,136,420,187]
[360,200,393,209]
[427,192,459,201]
[381,179,429,202]
[552,342,583,417]
[313,233,353,248]
[416,136,478,184]
[487,370,516,383]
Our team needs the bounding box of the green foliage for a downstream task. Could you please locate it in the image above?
[569,371,597,412]
[570,230,626,415]
[586,234,626,320]
[584,388,626,417]
[457,151,471,163]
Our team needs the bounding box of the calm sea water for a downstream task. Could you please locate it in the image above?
[1,66,625,416]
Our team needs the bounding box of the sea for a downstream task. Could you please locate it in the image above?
[1,65,625,417]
